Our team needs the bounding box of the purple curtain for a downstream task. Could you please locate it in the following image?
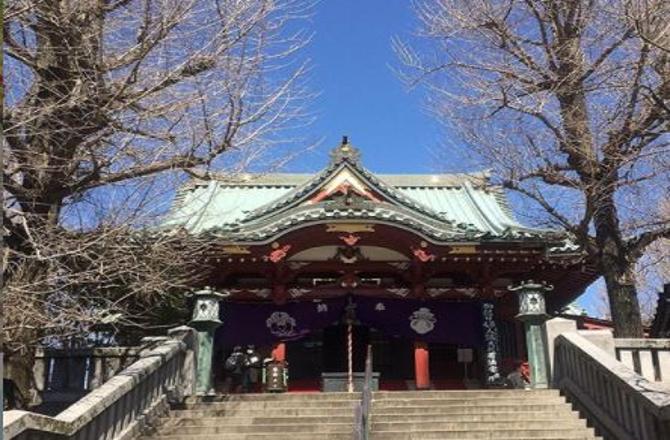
[354,297,483,346]
[217,298,347,347]
[216,296,483,348]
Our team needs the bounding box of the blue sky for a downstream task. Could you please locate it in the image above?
[294,0,442,172]
[290,0,603,314]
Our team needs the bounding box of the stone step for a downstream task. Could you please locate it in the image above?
[165,410,579,426]
[155,422,354,435]
[370,420,588,431]
[180,396,568,410]
[143,431,598,440]
[168,406,355,417]
[142,434,353,440]
[371,402,573,414]
[186,392,358,402]
[371,411,581,422]
[368,428,597,439]
[154,420,594,436]
[170,402,573,418]
[182,399,358,409]
[372,397,567,407]
[160,415,355,426]
[372,389,560,399]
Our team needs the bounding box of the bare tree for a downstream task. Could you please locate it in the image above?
[396,0,670,336]
[626,0,670,53]
[2,0,312,406]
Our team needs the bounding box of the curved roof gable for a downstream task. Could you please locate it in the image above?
[163,139,562,244]
[241,141,478,232]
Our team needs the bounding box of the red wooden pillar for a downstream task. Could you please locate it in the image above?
[272,342,286,362]
[414,341,430,390]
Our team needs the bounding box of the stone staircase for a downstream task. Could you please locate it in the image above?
[140,392,357,439]
[140,389,599,440]
[369,389,600,439]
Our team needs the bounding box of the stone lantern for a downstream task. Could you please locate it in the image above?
[189,287,229,395]
[508,280,553,389]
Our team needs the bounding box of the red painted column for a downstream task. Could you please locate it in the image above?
[414,341,430,390]
[272,342,286,362]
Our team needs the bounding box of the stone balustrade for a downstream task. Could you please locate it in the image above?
[554,331,670,440]
[3,326,197,440]
[35,347,142,391]
[614,339,670,383]
[33,346,142,414]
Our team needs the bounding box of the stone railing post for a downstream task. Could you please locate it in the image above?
[189,287,228,395]
[509,280,553,389]
[543,317,577,384]
[168,326,198,398]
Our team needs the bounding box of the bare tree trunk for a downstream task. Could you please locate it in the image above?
[594,193,645,337]
[601,259,644,337]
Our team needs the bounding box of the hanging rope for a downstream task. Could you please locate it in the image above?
[347,322,354,392]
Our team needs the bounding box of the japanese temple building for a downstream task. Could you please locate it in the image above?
[164,138,599,394]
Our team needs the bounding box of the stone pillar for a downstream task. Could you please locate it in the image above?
[414,341,430,390]
[189,287,229,396]
[509,280,553,389]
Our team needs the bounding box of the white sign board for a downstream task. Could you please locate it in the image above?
[457,348,473,363]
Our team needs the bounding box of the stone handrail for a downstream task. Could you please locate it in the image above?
[614,339,670,382]
[3,326,197,440]
[353,344,373,440]
[554,331,670,440]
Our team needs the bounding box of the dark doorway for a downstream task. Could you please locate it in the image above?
[285,331,323,380]
[370,330,414,382]
[322,324,369,372]
[286,325,416,390]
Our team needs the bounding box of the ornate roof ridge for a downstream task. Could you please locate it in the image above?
[235,139,482,233]
[181,170,492,189]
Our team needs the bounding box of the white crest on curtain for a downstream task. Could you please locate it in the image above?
[409,307,436,334]
[266,311,297,337]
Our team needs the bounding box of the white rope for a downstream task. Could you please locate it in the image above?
[347,323,354,392]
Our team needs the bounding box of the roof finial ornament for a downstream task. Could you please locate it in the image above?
[330,134,361,164]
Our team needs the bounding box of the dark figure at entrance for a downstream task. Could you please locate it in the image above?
[242,345,261,393]
[224,346,245,393]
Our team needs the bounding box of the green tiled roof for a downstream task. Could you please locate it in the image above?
[163,142,564,245]
[166,178,524,233]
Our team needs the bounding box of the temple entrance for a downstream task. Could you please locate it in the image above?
[284,324,475,391]
[214,298,486,392]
